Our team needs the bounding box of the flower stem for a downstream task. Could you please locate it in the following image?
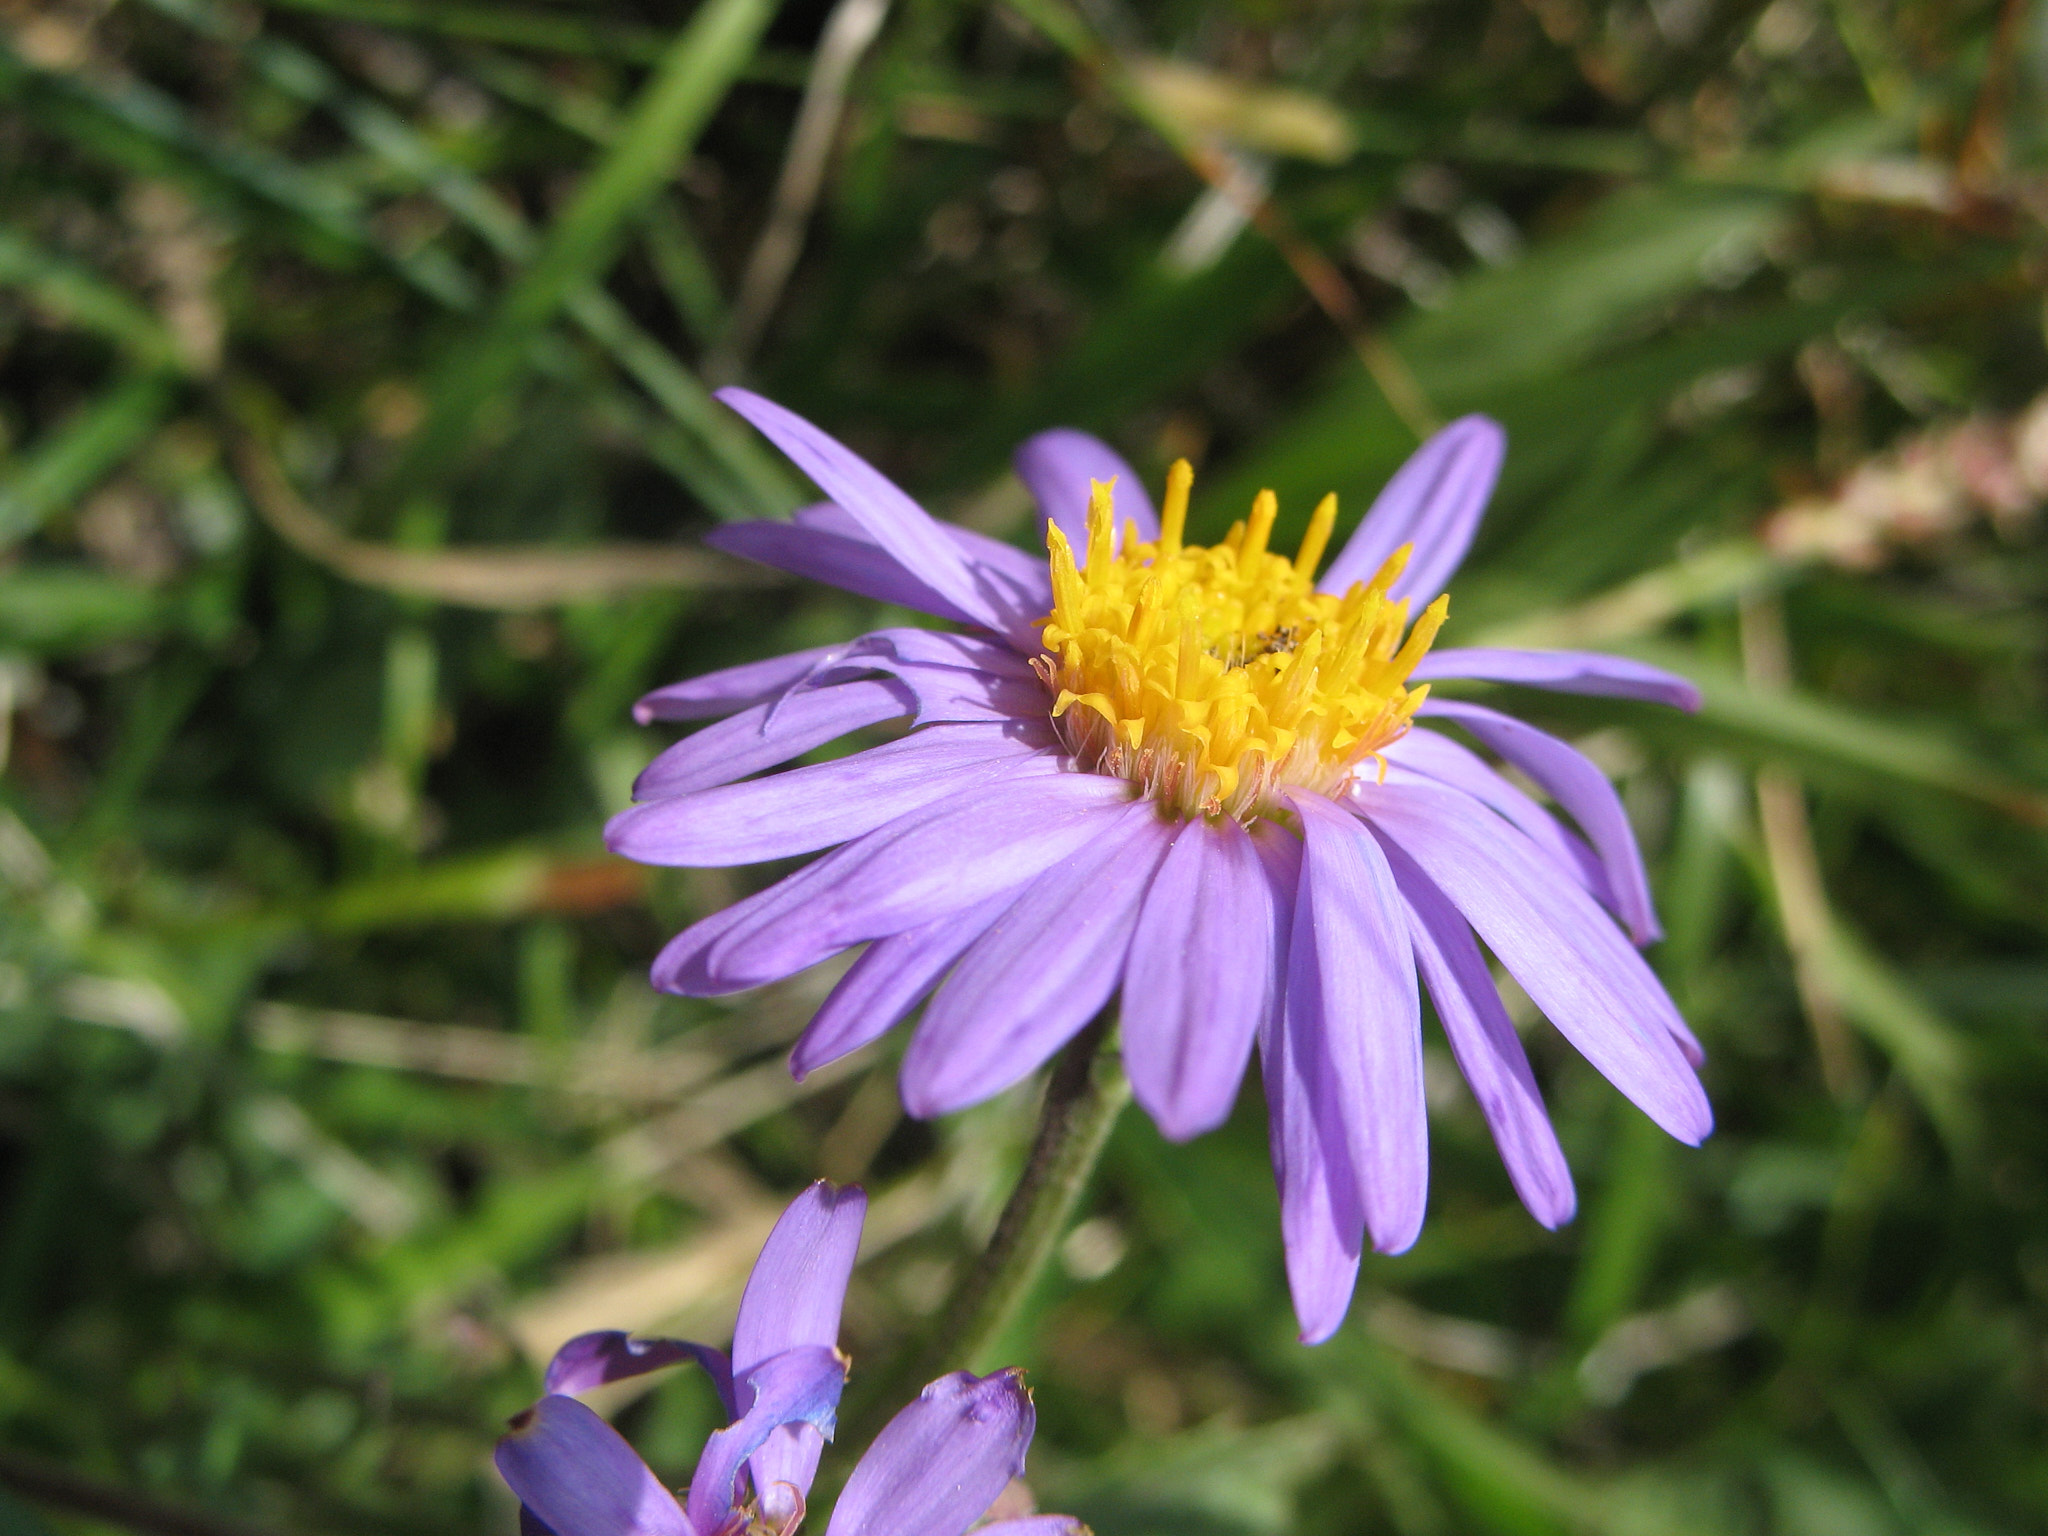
[937,1013,1129,1373]
[842,1015,1128,1445]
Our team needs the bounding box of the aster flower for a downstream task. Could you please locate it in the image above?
[610,390,1712,1341]
[497,1181,1081,1536]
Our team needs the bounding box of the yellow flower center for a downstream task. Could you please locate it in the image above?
[1033,460,1447,822]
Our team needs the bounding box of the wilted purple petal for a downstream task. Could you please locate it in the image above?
[496,1396,693,1536]
[1421,698,1660,945]
[632,679,916,803]
[1411,647,1701,711]
[823,1371,1034,1536]
[544,1333,735,1414]
[684,1345,847,1536]
[901,802,1173,1117]
[1318,416,1504,605]
[708,520,982,626]
[839,627,1040,679]
[790,893,1016,1079]
[1382,727,1614,914]
[635,645,845,725]
[866,664,1052,728]
[728,1183,865,1515]
[1013,428,1160,558]
[651,773,1133,996]
[821,631,1049,726]
[1286,791,1428,1257]
[1381,840,1576,1228]
[1356,778,1711,1144]
[1122,816,1281,1141]
[611,729,1058,867]
[717,391,1016,635]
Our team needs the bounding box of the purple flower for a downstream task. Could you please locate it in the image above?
[610,390,1713,1342]
[497,1181,1082,1536]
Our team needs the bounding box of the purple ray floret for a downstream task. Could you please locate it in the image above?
[494,1182,1083,1536]
[609,389,1713,1341]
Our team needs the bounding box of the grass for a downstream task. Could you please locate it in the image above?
[0,0,2044,1533]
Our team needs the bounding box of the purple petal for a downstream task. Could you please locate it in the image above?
[900,801,1173,1117]
[544,1333,735,1414]
[790,893,1016,1079]
[650,773,1134,996]
[1013,428,1160,559]
[1121,817,1282,1141]
[823,1371,1034,1536]
[1318,416,1504,605]
[726,1182,865,1517]
[1382,727,1615,914]
[824,630,1048,725]
[1420,699,1660,945]
[795,504,1050,602]
[788,508,1051,645]
[976,1522,1090,1536]
[612,729,1059,867]
[632,679,916,803]
[716,391,1013,635]
[1250,824,1367,1342]
[841,628,1040,678]
[1355,778,1711,1143]
[1381,841,1575,1228]
[1259,958,1364,1343]
[861,663,1051,729]
[734,1183,865,1376]
[709,519,982,626]
[1411,647,1701,711]
[941,523,1056,605]
[636,645,845,725]
[1286,792,1428,1257]
[685,1345,848,1536]
[496,1396,693,1536]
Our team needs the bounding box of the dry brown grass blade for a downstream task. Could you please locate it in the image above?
[509,1165,956,1369]
[1002,0,1439,441]
[708,0,893,382]
[1741,591,1864,1101]
[228,426,783,609]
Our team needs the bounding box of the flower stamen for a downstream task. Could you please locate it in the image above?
[1035,463,1446,821]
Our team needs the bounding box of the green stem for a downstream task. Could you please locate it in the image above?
[842,1016,1128,1445]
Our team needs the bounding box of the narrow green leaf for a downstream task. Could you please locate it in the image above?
[0,567,169,649]
[1818,919,1976,1150]
[388,0,783,499]
[258,0,672,62]
[0,229,179,368]
[0,373,181,546]
[2,50,479,310]
[1628,643,2048,823]
[145,0,793,516]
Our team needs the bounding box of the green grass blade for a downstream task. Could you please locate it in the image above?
[0,229,179,368]
[386,0,783,501]
[0,374,181,546]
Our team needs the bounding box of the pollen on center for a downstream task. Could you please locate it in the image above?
[1033,461,1446,822]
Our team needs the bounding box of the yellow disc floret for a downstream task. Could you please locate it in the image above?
[1034,461,1447,822]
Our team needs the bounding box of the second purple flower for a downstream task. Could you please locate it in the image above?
[498,1182,1081,1536]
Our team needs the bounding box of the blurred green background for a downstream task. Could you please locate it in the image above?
[1,0,2046,1532]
